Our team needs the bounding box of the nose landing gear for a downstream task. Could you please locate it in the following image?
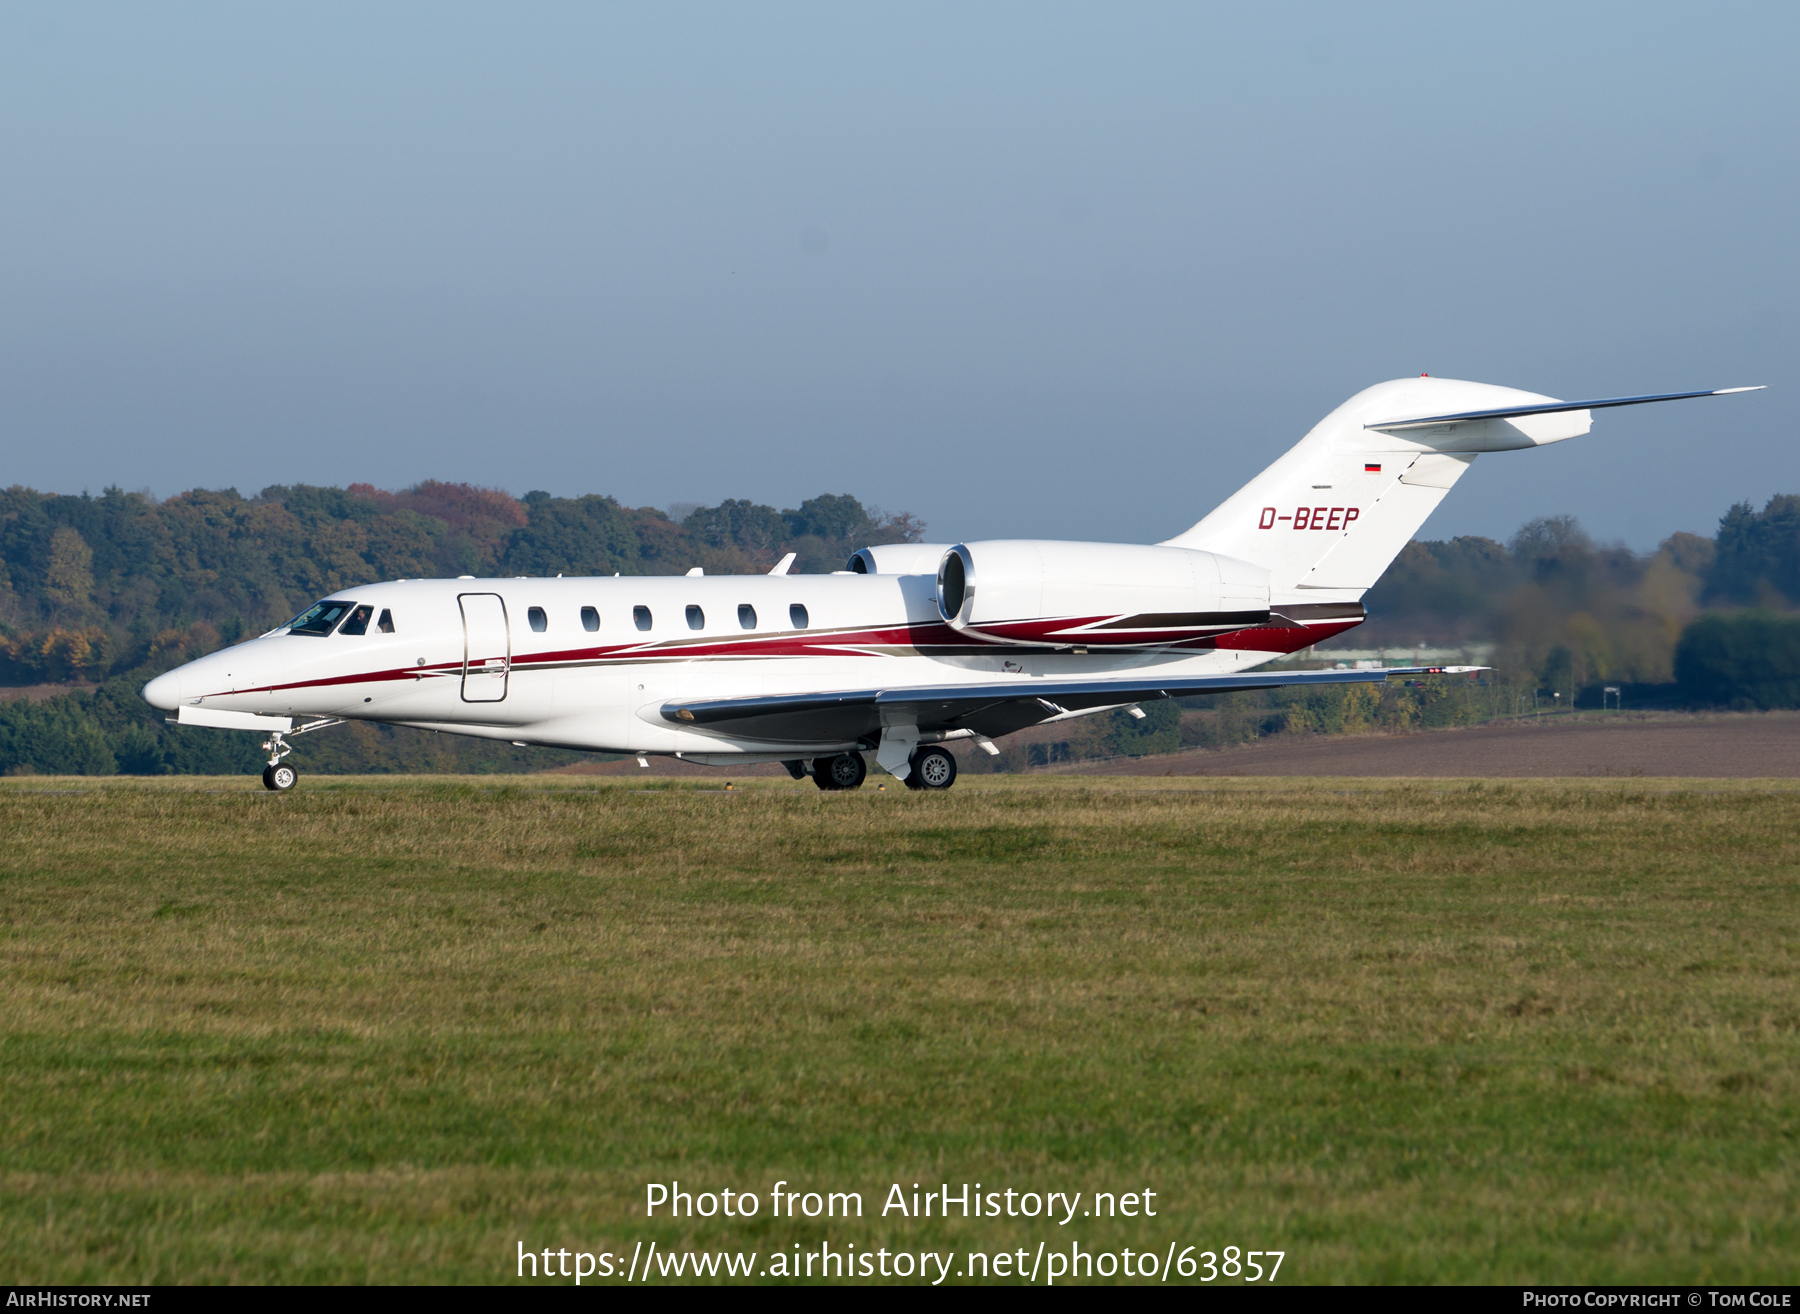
[261,731,298,792]
[258,718,343,792]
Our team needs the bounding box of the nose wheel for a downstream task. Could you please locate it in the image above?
[252,718,343,792]
[261,729,297,791]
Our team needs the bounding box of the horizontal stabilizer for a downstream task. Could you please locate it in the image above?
[1367,387,1763,432]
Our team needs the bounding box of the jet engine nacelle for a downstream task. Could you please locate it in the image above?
[847,543,958,575]
[935,540,1271,648]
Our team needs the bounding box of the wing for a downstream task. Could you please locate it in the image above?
[660,665,1479,746]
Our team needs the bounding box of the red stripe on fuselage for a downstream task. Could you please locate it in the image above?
[1211,617,1364,650]
[200,613,1361,700]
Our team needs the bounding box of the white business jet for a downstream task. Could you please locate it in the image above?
[143,377,1760,791]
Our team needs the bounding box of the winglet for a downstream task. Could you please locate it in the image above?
[768,553,797,576]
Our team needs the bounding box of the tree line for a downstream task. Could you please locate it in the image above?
[0,482,920,684]
[968,492,1800,772]
[1360,494,1800,708]
[0,481,1794,776]
[0,482,919,775]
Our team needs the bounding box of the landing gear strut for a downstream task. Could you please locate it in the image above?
[258,718,344,792]
[261,731,298,792]
[812,752,867,791]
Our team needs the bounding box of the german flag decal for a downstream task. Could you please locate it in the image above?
[1364,463,1382,472]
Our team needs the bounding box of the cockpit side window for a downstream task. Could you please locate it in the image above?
[338,605,374,636]
[286,600,358,636]
[377,608,395,634]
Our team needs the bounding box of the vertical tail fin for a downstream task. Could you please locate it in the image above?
[1162,377,1587,604]
[1164,378,1760,604]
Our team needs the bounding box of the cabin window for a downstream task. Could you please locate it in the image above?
[686,605,705,630]
[634,606,652,631]
[581,606,600,632]
[337,604,374,636]
[286,600,357,636]
[790,603,809,630]
[738,604,756,630]
[377,608,395,634]
[528,606,548,633]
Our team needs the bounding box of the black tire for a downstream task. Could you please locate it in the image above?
[906,745,957,791]
[814,753,866,791]
[264,763,297,792]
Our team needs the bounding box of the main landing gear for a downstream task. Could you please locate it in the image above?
[812,752,867,791]
[791,745,960,791]
[904,745,958,791]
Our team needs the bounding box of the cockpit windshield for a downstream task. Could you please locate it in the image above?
[284,599,360,636]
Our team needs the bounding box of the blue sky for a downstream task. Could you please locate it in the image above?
[1,2,1792,550]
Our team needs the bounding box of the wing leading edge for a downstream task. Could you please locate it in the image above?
[661,666,1481,746]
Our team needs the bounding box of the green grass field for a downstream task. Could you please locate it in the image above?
[1,775,1795,1284]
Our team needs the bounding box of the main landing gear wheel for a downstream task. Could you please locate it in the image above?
[906,745,958,791]
[262,763,297,792]
[812,753,867,791]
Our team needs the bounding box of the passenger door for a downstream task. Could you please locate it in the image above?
[459,593,509,703]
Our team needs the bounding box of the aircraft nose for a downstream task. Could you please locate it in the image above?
[142,670,184,711]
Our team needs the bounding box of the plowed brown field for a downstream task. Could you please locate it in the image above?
[1078,711,1800,778]
[560,712,1800,781]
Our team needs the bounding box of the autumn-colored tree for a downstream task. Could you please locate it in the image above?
[44,527,94,609]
